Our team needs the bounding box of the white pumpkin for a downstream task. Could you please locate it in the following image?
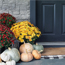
[1,52,11,61]
[6,60,16,65]
[0,62,6,65]
[19,42,34,53]
[3,48,20,62]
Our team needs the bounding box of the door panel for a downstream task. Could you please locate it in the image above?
[42,4,55,34]
[63,5,65,34]
[36,1,65,42]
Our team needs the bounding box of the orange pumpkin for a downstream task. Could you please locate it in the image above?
[32,50,41,59]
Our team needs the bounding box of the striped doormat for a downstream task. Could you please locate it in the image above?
[41,47,65,59]
[41,55,65,59]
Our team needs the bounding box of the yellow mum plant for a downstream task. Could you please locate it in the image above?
[11,21,41,44]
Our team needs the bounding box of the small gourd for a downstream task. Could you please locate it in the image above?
[0,62,6,65]
[6,60,16,65]
[1,52,11,61]
[33,43,44,52]
[20,42,33,53]
[3,48,20,62]
[21,49,33,62]
[32,50,41,59]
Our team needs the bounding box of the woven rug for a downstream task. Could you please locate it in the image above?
[41,47,65,59]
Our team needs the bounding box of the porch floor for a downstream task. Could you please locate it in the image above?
[16,58,65,65]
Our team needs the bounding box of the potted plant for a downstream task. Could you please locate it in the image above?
[0,13,16,28]
[11,21,41,45]
[0,24,15,53]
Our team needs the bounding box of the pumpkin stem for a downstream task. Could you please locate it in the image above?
[0,54,2,62]
[24,41,25,44]
[40,50,43,52]
[36,43,38,45]
[9,59,12,61]
[38,51,40,54]
[38,50,43,53]
[8,47,11,50]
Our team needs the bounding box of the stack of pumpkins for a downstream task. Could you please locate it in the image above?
[0,42,44,65]
[0,47,20,65]
[19,42,44,62]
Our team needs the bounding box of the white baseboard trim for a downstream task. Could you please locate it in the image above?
[37,42,65,45]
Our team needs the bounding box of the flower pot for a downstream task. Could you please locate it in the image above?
[0,47,5,53]
[19,42,24,47]
[12,40,20,49]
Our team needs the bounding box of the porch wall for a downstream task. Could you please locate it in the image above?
[0,0,30,22]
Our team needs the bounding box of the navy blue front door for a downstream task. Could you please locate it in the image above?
[30,0,65,42]
[34,0,65,42]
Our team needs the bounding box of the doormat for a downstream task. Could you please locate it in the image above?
[41,47,65,59]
